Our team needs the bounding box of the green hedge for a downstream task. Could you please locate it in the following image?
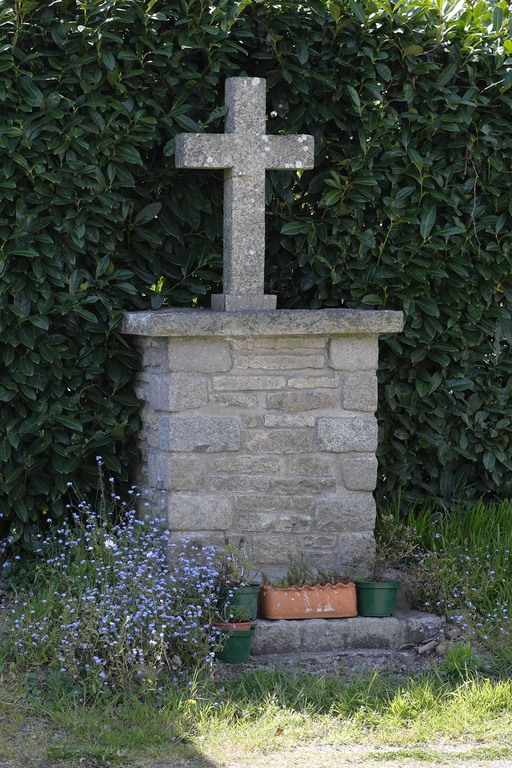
[1,0,512,544]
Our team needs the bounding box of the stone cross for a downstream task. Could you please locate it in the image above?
[175,77,315,311]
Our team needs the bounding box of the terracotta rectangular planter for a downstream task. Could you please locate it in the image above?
[260,582,357,620]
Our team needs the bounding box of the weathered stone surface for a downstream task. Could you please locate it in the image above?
[211,475,270,492]
[263,414,316,428]
[213,375,286,391]
[252,612,445,654]
[211,294,277,311]
[149,454,205,491]
[133,337,169,371]
[235,495,314,512]
[213,456,281,473]
[266,391,338,412]
[237,513,313,532]
[240,415,261,427]
[208,392,258,408]
[287,375,339,389]
[234,353,324,370]
[148,374,207,412]
[160,416,240,453]
[316,495,376,532]
[302,534,338,548]
[167,496,234,530]
[290,456,334,476]
[315,417,378,453]
[140,407,159,431]
[342,373,378,412]
[251,620,302,655]
[175,77,314,309]
[342,457,378,491]
[168,339,231,373]
[329,336,379,371]
[269,478,337,494]
[122,308,404,338]
[241,429,312,453]
[338,533,375,572]
[254,337,325,349]
[251,535,302,563]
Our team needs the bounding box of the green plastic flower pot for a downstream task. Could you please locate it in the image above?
[356,581,399,617]
[217,584,260,620]
[215,629,255,664]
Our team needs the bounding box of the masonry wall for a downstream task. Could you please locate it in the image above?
[124,309,403,579]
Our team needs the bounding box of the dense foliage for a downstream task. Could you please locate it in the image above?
[1,0,512,543]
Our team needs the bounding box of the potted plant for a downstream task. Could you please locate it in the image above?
[215,537,260,621]
[260,558,357,620]
[213,605,255,664]
[356,514,419,617]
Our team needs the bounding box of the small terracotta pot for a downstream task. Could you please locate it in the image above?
[260,582,357,620]
[212,620,253,631]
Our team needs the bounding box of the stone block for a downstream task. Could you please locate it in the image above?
[342,457,378,491]
[316,494,376,532]
[329,337,379,371]
[237,513,313,532]
[167,496,234,530]
[342,373,378,412]
[168,339,232,373]
[213,456,281,474]
[290,456,334,476]
[160,416,240,453]
[301,620,351,652]
[251,535,302,563]
[241,415,260,427]
[140,407,159,431]
[241,429,312,453]
[338,533,375,572]
[149,455,205,491]
[233,354,324,370]
[235,495,314,512]
[302,534,338,548]
[148,373,207,412]
[287,376,340,389]
[211,475,270,492]
[208,392,259,408]
[263,414,315,428]
[213,375,286,391]
[315,417,378,453]
[231,339,254,350]
[134,338,169,372]
[251,620,302,655]
[269,478,337,494]
[266,391,338,412]
[254,337,325,349]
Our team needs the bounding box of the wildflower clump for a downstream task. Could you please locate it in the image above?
[7,492,221,695]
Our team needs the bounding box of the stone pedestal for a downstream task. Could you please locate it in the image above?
[121,308,403,579]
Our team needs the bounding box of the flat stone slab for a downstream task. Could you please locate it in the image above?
[121,308,404,338]
[251,611,444,655]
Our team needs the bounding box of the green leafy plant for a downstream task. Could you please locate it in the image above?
[369,514,420,582]
[215,538,256,588]
[440,642,481,681]
[1,0,512,550]
[262,557,346,588]
[216,605,251,623]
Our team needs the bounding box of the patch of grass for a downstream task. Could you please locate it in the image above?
[2,658,512,766]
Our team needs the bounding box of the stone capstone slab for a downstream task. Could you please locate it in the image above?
[121,308,404,338]
[251,611,444,655]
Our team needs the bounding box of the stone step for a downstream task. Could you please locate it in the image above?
[251,611,443,656]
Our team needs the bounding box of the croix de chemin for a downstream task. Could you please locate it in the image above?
[175,76,315,311]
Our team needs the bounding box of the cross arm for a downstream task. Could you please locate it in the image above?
[265,134,315,170]
[175,133,232,169]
